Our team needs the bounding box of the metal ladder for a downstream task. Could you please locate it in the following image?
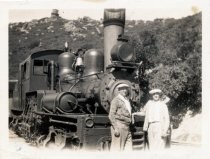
[132,127,146,150]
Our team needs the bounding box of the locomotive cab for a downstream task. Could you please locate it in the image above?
[11,50,63,115]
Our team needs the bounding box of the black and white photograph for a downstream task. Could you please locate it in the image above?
[1,0,210,158]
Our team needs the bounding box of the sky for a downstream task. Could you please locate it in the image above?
[5,0,204,22]
[9,7,199,23]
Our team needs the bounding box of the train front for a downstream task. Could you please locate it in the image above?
[39,9,144,150]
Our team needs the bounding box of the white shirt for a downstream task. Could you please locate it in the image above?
[145,100,162,122]
[143,100,170,132]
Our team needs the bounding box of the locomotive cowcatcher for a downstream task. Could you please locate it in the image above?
[9,9,146,150]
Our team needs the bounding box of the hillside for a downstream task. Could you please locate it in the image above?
[9,16,104,78]
[9,12,201,120]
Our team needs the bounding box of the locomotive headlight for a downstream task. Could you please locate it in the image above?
[85,118,94,128]
[111,42,135,62]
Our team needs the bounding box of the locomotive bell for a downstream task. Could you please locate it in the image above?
[75,57,84,67]
[74,56,84,72]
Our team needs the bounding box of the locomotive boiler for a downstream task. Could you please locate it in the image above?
[9,9,145,150]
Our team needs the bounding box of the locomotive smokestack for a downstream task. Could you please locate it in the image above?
[103,9,125,70]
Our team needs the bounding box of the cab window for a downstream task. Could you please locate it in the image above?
[33,60,48,75]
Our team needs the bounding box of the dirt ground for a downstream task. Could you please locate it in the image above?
[0,129,202,159]
[1,112,203,159]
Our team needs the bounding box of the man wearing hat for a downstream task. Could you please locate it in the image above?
[134,89,170,150]
[108,84,132,151]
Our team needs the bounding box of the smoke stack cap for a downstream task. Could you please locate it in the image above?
[103,9,125,27]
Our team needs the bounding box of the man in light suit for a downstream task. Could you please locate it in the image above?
[109,84,132,151]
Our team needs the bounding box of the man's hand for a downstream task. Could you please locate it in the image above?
[131,113,135,124]
[133,112,145,116]
[114,129,120,137]
[143,131,147,137]
[161,132,167,138]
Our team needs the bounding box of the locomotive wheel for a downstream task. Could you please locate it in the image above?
[66,138,80,150]
[42,132,67,149]
[36,135,47,147]
[54,133,66,149]
[97,136,111,151]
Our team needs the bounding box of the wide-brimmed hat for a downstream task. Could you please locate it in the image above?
[149,89,162,95]
[117,84,129,90]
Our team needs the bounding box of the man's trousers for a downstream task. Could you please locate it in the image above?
[110,125,132,151]
[148,122,166,150]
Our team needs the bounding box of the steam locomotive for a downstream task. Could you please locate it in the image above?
[9,9,146,150]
